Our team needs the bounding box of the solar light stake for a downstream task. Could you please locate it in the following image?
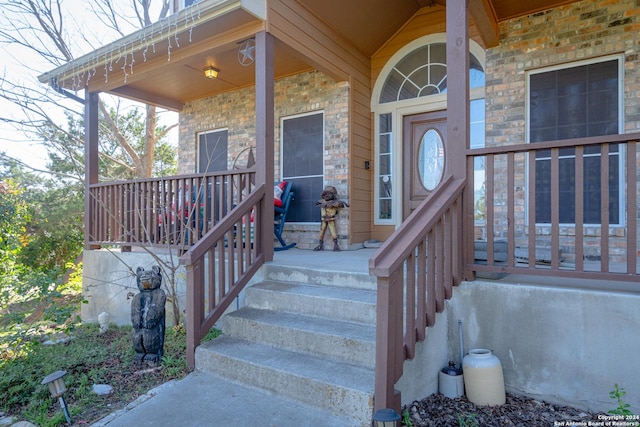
[372,408,401,427]
[42,370,71,424]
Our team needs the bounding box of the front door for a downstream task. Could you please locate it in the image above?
[403,110,447,219]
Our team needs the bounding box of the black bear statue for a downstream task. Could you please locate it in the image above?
[131,266,166,364]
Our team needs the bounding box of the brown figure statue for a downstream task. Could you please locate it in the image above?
[131,266,166,364]
[313,186,349,251]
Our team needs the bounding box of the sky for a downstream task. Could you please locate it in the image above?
[0,0,177,173]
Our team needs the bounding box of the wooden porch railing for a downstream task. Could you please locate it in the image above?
[179,184,266,369]
[369,176,466,411]
[88,169,255,249]
[369,133,640,412]
[467,134,639,285]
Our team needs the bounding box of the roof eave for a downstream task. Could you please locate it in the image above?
[37,0,266,88]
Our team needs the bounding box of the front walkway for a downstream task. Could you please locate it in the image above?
[91,370,359,427]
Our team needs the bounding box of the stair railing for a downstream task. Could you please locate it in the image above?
[369,176,466,411]
[179,184,267,369]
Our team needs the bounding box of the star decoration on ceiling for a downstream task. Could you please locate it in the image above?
[238,39,255,66]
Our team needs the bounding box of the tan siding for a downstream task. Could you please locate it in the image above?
[371,225,394,242]
[372,6,484,87]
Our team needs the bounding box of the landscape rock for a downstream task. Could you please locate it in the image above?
[93,384,114,395]
[0,414,13,426]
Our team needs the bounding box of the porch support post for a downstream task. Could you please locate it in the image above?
[255,31,275,261]
[446,0,473,279]
[84,90,99,249]
[374,270,403,413]
[446,0,469,178]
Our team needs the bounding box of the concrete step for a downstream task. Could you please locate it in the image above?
[223,306,376,367]
[263,263,377,290]
[245,280,377,325]
[195,335,374,426]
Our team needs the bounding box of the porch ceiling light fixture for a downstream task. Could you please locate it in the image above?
[204,66,219,79]
[372,408,401,427]
[42,370,72,423]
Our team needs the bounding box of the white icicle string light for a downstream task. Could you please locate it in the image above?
[122,43,128,83]
[167,21,172,61]
[60,5,205,88]
[130,42,135,74]
[104,51,109,83]
[174,15,180,48]
[188,7,194,42]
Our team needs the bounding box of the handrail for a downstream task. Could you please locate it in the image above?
[179,184,267,369]
[466,132,640,156]
[369,177,466,412]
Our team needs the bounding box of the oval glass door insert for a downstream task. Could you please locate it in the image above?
[418,128,445,191]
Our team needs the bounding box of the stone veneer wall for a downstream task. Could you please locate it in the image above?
[178,70,350,249]
[484,0,640,263]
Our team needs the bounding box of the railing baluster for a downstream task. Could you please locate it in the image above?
[627,141,637,275]
[527,151,536,268]
[551,148,560,270]
[575,146,584,271]
[426,229,436,327]
[405,254,416,360]
[443,209,452,300]
[207,247,215,310]
[486,154,495,266]
[435,218,445,313]
[600,143,610,272]
[416,238,427,339]
[507,152,515,268]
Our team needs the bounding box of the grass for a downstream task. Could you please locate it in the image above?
[0,318,219,426]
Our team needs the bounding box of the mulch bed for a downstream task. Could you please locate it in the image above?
[403,393,610,426]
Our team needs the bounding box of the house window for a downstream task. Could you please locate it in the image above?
[197,129,228,173]
[528,57,622,225]
[281,112,324,223]
[377,113,393,221]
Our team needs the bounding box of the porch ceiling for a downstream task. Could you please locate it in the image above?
[39,0,578,111]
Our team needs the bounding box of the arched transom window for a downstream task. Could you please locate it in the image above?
[379,43,485,104]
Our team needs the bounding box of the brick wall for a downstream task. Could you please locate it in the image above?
[178,70,350,249]
[484,0,640,263]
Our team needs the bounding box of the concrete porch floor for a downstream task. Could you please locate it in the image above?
[272,246,376,274]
